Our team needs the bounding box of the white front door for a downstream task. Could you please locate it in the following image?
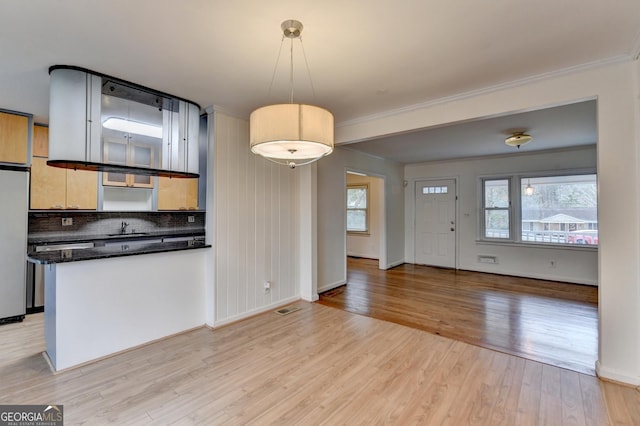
[415,179,456,268]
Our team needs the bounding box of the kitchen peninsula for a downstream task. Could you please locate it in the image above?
[27,212,210,372]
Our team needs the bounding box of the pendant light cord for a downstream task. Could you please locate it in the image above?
[266,34,317,103]
[289,37,294,103]
[299,36,317,100]
[266,35,286,100]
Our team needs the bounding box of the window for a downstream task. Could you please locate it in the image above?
[347,184,368,233]
[521,174,597,245]
[422,185,448,194]
[481,173,598,246]
[482,178,511,239]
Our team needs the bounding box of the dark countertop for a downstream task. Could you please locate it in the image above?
[28,239,210,264]
[28,229,205,245]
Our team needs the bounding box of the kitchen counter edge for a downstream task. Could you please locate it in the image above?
[27,240,211,264]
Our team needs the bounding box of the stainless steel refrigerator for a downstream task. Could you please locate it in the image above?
[0,166,29,324]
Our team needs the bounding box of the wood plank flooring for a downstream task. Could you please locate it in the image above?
[319,257,599,375]
[1,304,638,425]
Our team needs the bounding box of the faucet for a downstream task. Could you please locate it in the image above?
[120,221,129,234]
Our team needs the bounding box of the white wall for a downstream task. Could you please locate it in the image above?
[336,60,640,386]
[49,249,206,370]
[346,174,383,259]
[317,147,404,293]
[102,186,153,211]
[405,146,598,285]
[209,111,300,326]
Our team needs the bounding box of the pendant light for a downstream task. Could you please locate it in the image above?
[525,179,535,196]
[250,20,334,169]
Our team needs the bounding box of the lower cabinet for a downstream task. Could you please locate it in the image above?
[30,157,97,210]
[157,177,198,210]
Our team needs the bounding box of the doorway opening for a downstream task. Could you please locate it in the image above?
[346,170,386,269]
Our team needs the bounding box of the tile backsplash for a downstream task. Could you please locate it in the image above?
[28,211,205,241]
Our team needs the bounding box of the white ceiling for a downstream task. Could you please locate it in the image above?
[1,1,638,162]
[343,100,598,163]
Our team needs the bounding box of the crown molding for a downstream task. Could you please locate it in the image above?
[338,144,399,164]
[336,55,633,130]
[403,143,596,167]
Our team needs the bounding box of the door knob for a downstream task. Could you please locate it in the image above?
[451,228,455,232]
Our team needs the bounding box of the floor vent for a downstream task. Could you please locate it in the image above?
[275,306,302,316]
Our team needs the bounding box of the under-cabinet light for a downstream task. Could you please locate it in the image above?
[103,117,162,139]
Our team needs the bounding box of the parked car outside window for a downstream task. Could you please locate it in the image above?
[567,230,598,245]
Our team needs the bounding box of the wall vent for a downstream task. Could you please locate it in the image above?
[477,255,498,264]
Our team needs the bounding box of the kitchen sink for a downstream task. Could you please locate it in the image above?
[103,238,163,252]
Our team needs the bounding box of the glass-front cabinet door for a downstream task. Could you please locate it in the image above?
[103,139,155,188]
[102,139,128,187]
[101,81,162,188]
[130,143,154,188]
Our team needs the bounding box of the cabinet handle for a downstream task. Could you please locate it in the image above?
[67,205,80,209]
[51,205,64,209]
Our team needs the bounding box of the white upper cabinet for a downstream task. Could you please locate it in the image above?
[48,66,200,177]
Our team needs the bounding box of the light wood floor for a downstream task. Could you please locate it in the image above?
[1,304,639,425]
[319,257,599,376]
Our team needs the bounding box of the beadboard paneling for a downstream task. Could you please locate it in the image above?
[213,111,299,323]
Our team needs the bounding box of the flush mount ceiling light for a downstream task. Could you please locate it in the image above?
[250,20,334,169]
[505,132,532,149]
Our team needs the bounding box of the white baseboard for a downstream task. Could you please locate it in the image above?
[208,295,300,328]
[347,252,378,259]
[318,279,347,294]
[459,265,597,286]
[596,361,640,386]
[301,293,319,302]
[382,259,404,270]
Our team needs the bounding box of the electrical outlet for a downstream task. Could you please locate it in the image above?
[264,281,271,293]
[62,217,73,226]
[188,215,195,223]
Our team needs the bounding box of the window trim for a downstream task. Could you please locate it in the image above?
[346,184,370,235]
[481,177,513,242]
[479,169,598,248]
